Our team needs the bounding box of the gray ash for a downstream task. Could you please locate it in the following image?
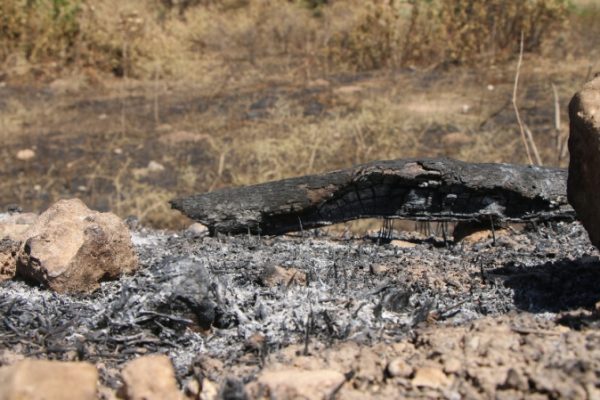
[1,221,599,387]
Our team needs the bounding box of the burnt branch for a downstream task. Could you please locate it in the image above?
[170,158,574,235]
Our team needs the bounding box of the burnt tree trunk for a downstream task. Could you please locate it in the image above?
[171,158,574,235]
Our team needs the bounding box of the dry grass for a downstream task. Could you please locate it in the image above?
[0,0,598,228]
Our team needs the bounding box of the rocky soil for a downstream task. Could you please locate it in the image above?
[1,217,600,399]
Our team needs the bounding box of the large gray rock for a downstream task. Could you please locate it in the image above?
[568,77,600,248]
[16,198,138,293]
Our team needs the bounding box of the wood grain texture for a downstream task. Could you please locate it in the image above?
[171,158,574,235]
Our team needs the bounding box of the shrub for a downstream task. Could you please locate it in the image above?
[0,0,82,64]
[437,0,570,64]
[326,0,569,71]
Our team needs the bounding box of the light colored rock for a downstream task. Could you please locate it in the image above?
[184,378,200,399]
[370,264,390,275]
[16,198,138,293]
[147,160,165,172]
[186,222,209,238]
[252,368,345,399]
[259,265,307,287]
[121,355,182,400]
[386,358,413,378]
[199,379,218,400]
[443,358,462,374]
[0,239,20,282]
[390,239,417,249]
[0,213,38,242]
[0,213,35,282]
[568,76,600,248]
[0,359,98,400]
[412,367,451,389]
[16,149,35,161]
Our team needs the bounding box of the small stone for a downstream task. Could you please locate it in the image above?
[186,222,209,238]
[0,359,98,400]
[370,264,390,275]
[443,358,462,374]
[412,367,451,389]
[251,368,345,399]
[199,379,218,400]
[390,240,417,249]
[184,378,200,398]
[386,358,413,378]
[16,149,35,161]
[504,368,528,391]
[0,211,38,280]
[16,198,138,293]
[0,239,20,281]
[121,355,182,400]
[259,265,307,287]
[147,160,165,173]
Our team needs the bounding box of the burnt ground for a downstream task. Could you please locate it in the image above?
[0,59,587,229]
[1,219,600,399]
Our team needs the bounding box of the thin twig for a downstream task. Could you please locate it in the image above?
[525,125,543,166]
[552,83,568,164]
[512,32,534,165]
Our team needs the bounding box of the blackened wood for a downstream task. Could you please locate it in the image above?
[170,158,574,235]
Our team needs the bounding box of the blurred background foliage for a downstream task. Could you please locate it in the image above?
[0,0,577,80]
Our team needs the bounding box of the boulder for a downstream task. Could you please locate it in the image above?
[120,355,182,400]
[0,359,98,400]
[16,199,138,293]
[568,76,600,248]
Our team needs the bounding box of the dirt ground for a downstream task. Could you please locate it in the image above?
[0,54,595,229]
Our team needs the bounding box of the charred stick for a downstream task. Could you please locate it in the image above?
[171,158,574,235]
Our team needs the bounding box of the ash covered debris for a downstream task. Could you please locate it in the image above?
[1,219,600,396]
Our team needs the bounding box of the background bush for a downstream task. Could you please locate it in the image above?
[0,0,576,79]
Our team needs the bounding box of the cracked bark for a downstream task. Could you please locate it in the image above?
[170,158,574,235]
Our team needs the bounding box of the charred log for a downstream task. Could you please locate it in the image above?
[170,158,574,235]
